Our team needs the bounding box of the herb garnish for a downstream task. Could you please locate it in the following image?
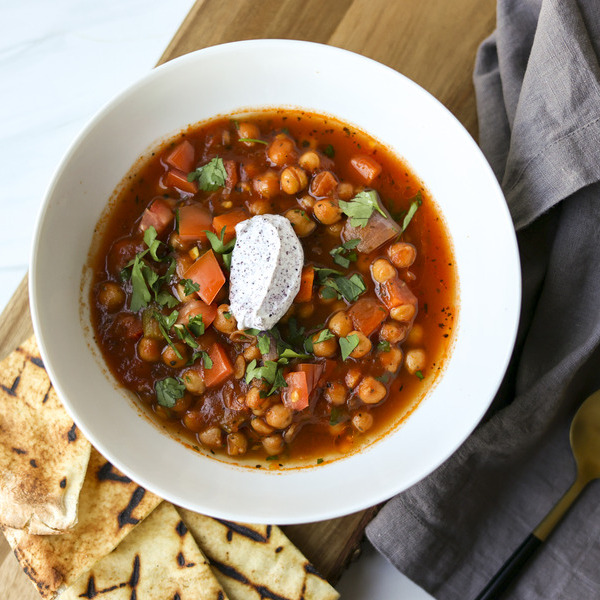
[323,144,335,158]
[188,350,213,369]
[330,239,360,268]
[329,406,346,426]
[339,334,360,361]
[155,377,185,408]
[338,190,387,227]
[316,270,367,304]
[401,191,422,232]
[187,157,228,191]
[204,226,236,269]
[377,340,391,353]
[238,138,268,145]
[415,370,425,380]
[181,278,200,296]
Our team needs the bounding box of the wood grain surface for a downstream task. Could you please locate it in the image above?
[0,0,495,596]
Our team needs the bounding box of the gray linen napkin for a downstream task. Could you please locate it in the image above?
[366,1,600,598]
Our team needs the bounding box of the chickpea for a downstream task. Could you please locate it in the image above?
[390,304,417,322]
[380,321,408,344]
[336,181,354,200]
[345,368,362,389]
[172,394,192,416]
[98,282,125,312]
[237,122,260,144]
[162,343,188,369]
[198,426,224,448]
[169,232,191,252]
[251,417,275,436]
[182,368,206,395]
[280,166,308,195]
[348,331,372,358]
[285,208,317,237]
[213,304,237,334]
[352,411,374,433]
[262,433,285,456]
[324,381,347,406]
[245,387,266,410]
[328,311,353,337]
[265,404,293,429]
[253,170,280,198]
[298,194,315,211]
[297,303,315,319]
[371,259,396,283]
[311,331,338,358]
[243,344,261,362]
[357,376,387,404]
[267,134,297,167]
[222,200,233,209]
[313,199,342,225]
[326,222,344,237]
[227,432,248,456]
[379,346,403,373]
[298,151,320,172]
[233,355,246,379]
[248,199,272,215]
[183,410,204,432]
[388,241,417,268]
[405,348,427,374]
[406,323,425,345]
[137,336,161,362]
[310,170,338,197]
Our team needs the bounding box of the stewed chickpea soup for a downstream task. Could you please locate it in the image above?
[90,109,457,468]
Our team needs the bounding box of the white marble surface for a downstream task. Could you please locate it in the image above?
[0,2,433,598]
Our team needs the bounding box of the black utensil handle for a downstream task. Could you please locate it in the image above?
[473,533,542,600]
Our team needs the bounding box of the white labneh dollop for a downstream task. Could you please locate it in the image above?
[229,214,304,330]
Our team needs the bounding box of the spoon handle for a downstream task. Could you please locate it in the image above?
[473,477,587,600]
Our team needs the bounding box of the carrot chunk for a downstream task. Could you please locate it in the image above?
[282,371,310,411]
[212,209,248,242]
[138,198,174,234]
[164,169,198,195]
[183,250,226,305]
[204,343,233,387]
[165,140,195,173]
[347,297,388,336]
[378,276,417,310]
[294,265,315,303]
[178,205,212,242]
[350,155,382,184]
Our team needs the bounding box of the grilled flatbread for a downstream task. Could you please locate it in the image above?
[177,508,340,600]
[3,447,162,599]
[0,336,91,534]
[61,502,228,600]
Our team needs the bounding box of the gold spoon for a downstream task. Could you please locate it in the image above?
[474,389,600,600]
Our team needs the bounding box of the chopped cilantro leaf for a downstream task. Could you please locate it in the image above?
[415,370,425,380]
[279,348,310,360]
[339,190,387,227]
[317,458,324,464]
[205,226,236,254]
[187,157,228,191]
[330,238,360,268]
[323,144,335,158]
[402,191,422,232]
[321,272,366,303]
[181,278,200,296]
[245,359,278,385]
[187,313,205,337]
[339,334,360,361]
[257,333,272,356]
[155,377,185,408]
[238,137,268,145]
[377,340,391,353]
[174,323,199,349]
[188,350,213,369]
[314,329,336,343]
[329,406,345,426]
[266,455,279,461]
[153,309,182,359]
[129,255,152,312]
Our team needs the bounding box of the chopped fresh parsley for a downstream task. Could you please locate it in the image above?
[316,457,324,464]
[323,144,335,158]
[377,340,391,353]
[415,370,425,380]
[329,406,346,426]
[223,311,232,320]
[305,329,335,354]
[330,238,360,268]
[339,190,387,227]
[238,137,268,145]
[143,226,163,261]
[174,323,199,349]
[155,377,185,408]
[321,273,367,304]
[266,455,279,461]
[153,310,181,358]
[285,318,306,349]
[204,226,235,269]
[279,348,310,360]
[187,157,228,191]
[181,278,200,296]
[187,314,205,337]
[339,334,360,361]
[257,333,272,355]
[376,372,392,384]
[401,191,422,232]
[245,359,278,386]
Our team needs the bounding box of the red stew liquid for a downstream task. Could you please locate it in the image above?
[89,110,457,467]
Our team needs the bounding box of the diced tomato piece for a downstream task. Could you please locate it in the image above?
[165,140,195,173]
[347,297,388,336]
[378,276,417,310]
[212,209,248,242]
[282,371,310,411]
[296,363,324,393]
[310,171,338,197]
[138,198,174,235]
[224,160,239,189]
[350,155,382,184]
[294,266,314,303]
[176,300,218,329]
[164,169,198,195]
[178,205,212,242]
[183,250,226,305]
[204,343,233,387]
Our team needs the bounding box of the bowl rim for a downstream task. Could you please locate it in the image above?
[29,38,521,524]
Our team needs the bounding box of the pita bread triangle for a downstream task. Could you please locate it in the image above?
[0,336,91,534]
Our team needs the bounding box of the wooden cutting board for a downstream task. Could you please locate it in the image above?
[0,0,495,596]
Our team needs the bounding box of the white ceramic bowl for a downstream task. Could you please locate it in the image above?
[30,40,520,524]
